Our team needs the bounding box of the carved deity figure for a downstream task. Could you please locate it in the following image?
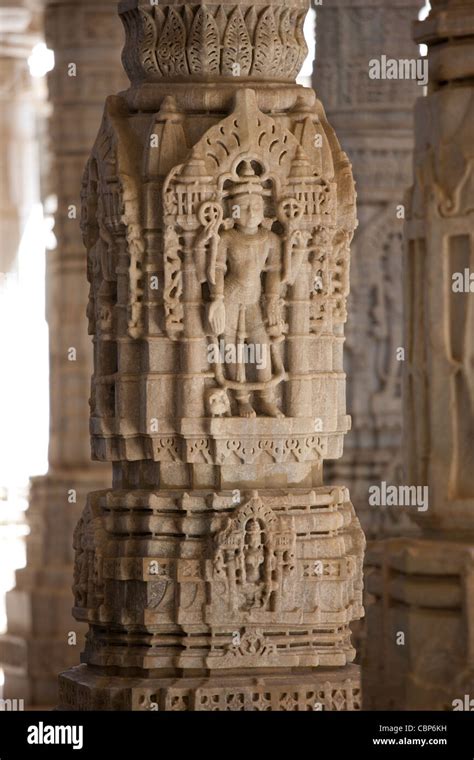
[243,518,265,584]
[204,162,286,418]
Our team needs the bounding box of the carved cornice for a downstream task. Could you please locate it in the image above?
[119,1,308,83]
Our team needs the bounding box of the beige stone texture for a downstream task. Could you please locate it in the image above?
[0,0,126,706]
[314,0,423,539]
[57,0,365,710]
[364,0,474,710]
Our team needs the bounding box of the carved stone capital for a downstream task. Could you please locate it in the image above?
[119,1,309,84]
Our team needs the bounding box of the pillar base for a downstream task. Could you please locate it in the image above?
[0,634,81,707]
[363,537,474,710]
[0,469,107,706]
[58,664,361,711]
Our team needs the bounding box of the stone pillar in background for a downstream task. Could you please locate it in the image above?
[0,0,126,706]
[313,0,423,538]
[0,0,42,638]
[364,0,474,709]
[0,1,39,275]
[58,0,364,711]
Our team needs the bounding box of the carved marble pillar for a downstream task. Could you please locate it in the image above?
[0,0,126,706]
[314,0,423,538]
[364,0,474,709]
[58,0,364,712]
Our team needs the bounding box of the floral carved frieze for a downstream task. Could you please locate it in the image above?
[119,3,308,82]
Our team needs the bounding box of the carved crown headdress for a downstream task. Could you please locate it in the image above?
[223,160,271,200]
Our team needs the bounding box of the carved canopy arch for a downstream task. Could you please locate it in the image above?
[163,88,336,340]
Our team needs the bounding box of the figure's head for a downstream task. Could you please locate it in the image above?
[245,518,262,547]
[234,192,264,232]
[227,160,267,232]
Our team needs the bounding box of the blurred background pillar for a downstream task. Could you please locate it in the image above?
[364,0,474,709]
[0,1,39,274]
[0,0,126,707]
[314,0,423,539]
[0,0,45,686]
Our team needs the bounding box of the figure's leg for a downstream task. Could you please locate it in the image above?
[224,305,255,418]
[235,389,256,417]
[234,361,256,418]
[258,370,284,418]
[250,318,284,418]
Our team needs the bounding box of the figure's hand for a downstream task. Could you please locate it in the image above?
[208,298,225,335]
[266,297,285,339]
[266,297,280,327]
[292,230,305,247]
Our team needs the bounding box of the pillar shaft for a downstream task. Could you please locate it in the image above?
[364,0,474,709]
[0,3,39,275]
[0,0,126,706]
[314,0,423,538]
[59,0,364,711]
[0,0,41,664]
